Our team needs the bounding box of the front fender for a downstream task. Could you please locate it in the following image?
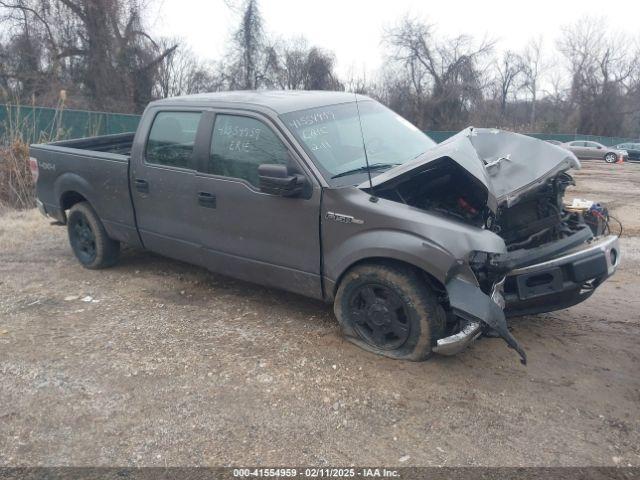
[324,229,465,293]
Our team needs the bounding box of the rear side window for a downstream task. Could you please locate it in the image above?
[207,114,288,186]
[146,111,202,168]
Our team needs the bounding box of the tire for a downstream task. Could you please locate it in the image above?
[604,152,617,163]
[67,201,120,269]
[334,263,446,361]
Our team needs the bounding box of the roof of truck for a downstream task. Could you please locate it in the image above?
[151,90,369,114]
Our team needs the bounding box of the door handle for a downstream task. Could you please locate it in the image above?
[135,179,149,193]
[198,192,216,208]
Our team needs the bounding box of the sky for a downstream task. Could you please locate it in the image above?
[151,0,640,79]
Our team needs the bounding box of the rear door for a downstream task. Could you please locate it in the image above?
[130,107,209,265]
[569,141,587,158]
[584,141,602,159]
[193,110,323,298]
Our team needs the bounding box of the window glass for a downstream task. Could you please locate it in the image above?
[208,115,288,186]
[281,101,436,182]
[146,111,202,168]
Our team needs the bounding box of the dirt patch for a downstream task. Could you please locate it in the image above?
[1,161,639,467]
[569,161,640,236]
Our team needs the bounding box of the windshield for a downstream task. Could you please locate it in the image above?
[280,100,436,183]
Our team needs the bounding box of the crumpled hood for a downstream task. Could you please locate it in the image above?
[361,127,581,212]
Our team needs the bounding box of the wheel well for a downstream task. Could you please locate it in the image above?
[60,191,87,211]
[333,257,447,301]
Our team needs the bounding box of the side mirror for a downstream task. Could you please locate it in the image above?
[597,146,602,149]
[258,164,306,197]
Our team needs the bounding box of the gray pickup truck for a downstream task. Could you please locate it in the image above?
[31,91,620,364]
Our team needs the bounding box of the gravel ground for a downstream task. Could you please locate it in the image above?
[1,161,639,467]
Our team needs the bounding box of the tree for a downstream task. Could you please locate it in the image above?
[520,37,548,128]
[229,0,264,89]
[384,15,494,130]
[557,17,635,136]
[494,50,523,117]
[155,41,227,98]
[269,38,341,91]
[0,0,176,112]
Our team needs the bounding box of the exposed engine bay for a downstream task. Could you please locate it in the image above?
[374,156,586,253]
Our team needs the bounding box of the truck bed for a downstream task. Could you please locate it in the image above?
[30,132,141,247]
[47,132,135,156]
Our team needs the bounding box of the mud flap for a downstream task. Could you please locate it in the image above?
[446,277,527,365]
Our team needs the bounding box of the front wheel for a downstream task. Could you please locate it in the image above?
[604,152,618,163]
[67,201,120,269]
[334,263,446,361]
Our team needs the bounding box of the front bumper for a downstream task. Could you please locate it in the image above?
[504,235,619,317]
[433,320,482,356]
[435,235,620,359]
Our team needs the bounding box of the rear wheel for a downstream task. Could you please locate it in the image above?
[334,263,446,361]
[67,202,120,269]
[604,152,617,163]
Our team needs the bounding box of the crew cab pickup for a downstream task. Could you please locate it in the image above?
[31,91,621,364]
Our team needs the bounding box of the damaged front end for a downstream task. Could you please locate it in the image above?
[363,128,621,364]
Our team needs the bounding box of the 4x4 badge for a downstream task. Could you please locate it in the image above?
[326,212,364,225]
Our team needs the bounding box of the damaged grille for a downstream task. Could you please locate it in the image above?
[491,172,584,251]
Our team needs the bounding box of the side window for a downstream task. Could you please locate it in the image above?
[207,114,289,186]
[146,111,202,168]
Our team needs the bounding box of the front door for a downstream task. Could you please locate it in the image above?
[193,111,323,298]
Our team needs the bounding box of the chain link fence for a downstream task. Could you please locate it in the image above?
[0,104,140,144]
[2,104,638,147]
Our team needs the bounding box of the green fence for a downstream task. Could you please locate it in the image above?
[0,104,140,144]
[2,104,638,147]
[426,130,640,146]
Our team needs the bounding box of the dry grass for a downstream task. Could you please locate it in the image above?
[0,140,34,210]
[0,99,70,210]
[0,208,44,250]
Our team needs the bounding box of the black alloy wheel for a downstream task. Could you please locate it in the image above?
[334,263,446,361]
[70,214,97,264]
[67,201,120,269]
[348,283,411,350]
